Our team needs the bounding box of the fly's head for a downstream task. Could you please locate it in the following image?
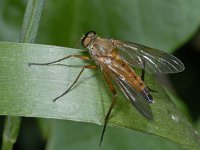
[81,31,115,57]
[81,31,97,49]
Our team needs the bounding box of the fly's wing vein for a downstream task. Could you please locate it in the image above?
[113,40,185,74]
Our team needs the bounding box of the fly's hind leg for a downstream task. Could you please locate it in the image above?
[99,70,117,147]
[28,55,91,66]
[141,61,157,93]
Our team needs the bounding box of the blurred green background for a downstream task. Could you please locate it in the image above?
[0,0,200,150]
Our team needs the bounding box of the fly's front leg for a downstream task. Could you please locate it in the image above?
[28,55,91,66]
[53,65,97,102]
[99,70,117,147]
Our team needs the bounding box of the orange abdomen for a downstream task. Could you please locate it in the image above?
[107,53,145,92]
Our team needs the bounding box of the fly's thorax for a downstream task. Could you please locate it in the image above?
[88,48,100,65]
[86,38,115,59]
[92,38,115,55]
[87,37,116,65]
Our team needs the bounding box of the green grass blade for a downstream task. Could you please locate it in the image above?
[0,41,199,149]
[19,0,45,43]
[1,117,22,150]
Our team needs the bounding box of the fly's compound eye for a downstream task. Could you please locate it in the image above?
[81,31,96,48]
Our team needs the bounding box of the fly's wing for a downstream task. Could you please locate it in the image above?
[113,74,153,120]
[113,40,185,74]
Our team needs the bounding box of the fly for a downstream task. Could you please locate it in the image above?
[29,31,185,146]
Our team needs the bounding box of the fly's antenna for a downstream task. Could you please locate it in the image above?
[74,31,85,49]
[75,38,82,49]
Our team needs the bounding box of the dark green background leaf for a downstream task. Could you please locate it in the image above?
[37,0,200,51]
[45,120,183,150]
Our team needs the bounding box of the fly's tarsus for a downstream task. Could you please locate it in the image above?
[52,66,85,102]
[147,86,158,93]
[99,94,117,147]
[52,65,97,102]
[28,55,92,67]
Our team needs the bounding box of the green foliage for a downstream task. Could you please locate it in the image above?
[0,0,200,150]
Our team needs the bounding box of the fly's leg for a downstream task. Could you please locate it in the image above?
[141,61,157,93]
[53,65,97,102]
[99,71,117,147]
[28,55,91,66]
[141,59,146,81]
[29,55,95,101]
[141,68,145,81]
[147,86,157,93]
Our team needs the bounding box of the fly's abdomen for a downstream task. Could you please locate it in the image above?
[128,75,153,103]
[140,87,153,103]
[110,57,154,103]
[100,52,153,104]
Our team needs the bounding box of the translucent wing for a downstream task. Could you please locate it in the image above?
[113,40,185,74]
[113,74,153,120]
